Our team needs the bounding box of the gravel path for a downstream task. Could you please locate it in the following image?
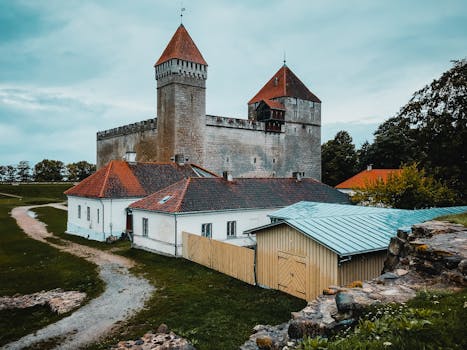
[4,205,155,350]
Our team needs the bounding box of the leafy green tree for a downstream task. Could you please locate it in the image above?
[66,161,96,181]
[34,159,65,182]
[17,161,32,182]
[322,131,358,186]
[5,165,17,182]
[0,165,6,181]
[352,163,457,209]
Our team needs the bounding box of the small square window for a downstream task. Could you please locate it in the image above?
[142,218,148,237]
[201,223,212,238]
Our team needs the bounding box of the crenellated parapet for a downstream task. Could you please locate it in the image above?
[97,118,157,140]
[206,115,275,132]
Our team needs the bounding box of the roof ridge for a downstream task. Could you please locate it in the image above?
[174,177,191,212]
[99,161,114,198]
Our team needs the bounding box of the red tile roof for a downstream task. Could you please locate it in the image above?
[248,65,321,104]
[335,169,402,189]
[130,177,350,213]
[65,160,217,198]
[155,24,207,66]
[262,99,285,110]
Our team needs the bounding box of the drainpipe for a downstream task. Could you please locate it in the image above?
[101,200,105,241]
[174,214,178,257]
[247,231,258,286]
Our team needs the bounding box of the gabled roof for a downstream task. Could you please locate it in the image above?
[335,169,402,189]
[248,201,467,256]
[130,177,350,213]
[261,99,285,111]
[248,65,321,105]
[155,24,207,66]
[65,160,217,199]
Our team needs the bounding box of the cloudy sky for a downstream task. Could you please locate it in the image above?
[1,0,466,166]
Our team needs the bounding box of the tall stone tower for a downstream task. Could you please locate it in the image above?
[154,24,208,164]
[248,64,322,180]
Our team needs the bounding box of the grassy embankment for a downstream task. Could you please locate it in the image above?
[0,184,104,346]
[299,211,467,350]
[35,206,306,350]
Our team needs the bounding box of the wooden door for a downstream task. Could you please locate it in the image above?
[278,251,306,299]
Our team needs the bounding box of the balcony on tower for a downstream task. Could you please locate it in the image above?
[256,99,285,133]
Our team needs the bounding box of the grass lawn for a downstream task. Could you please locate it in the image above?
[0,183,72,205]
[435,211,467,227]
[38,207,306,349]
[0,186,104,346]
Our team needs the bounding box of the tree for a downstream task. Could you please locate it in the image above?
[352,163,457,209]
[356,141,375,171]
[66,161,96,181]
[0,166,6,182]
[321,131,358,186]
[34,159,65,182]
[5,165,17,182]
[17,161,32,182]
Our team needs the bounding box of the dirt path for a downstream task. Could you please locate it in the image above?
[4,205,155,350]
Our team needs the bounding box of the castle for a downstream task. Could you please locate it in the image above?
[96,24,322,180]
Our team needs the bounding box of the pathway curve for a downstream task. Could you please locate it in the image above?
[4,205,155,350]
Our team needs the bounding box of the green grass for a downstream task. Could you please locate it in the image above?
[299,289,467,350]
[0,192,104,345]
[36,207,306,350]
[0,183,72,202]
[435,212,467,227]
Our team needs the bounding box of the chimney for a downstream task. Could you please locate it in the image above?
[292,171,302,181]
[125,151,137,164]
[367,164,373,171]
[223,171,233,182]
[174,154,185,166]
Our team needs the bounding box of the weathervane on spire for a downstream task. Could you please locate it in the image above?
[283,51,287,66]
[180,4,186,24]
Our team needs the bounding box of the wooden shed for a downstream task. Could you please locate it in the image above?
[247,202,467,300]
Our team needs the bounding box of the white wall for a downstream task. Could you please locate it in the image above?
[131,208,276,256]
[66,196,141,241]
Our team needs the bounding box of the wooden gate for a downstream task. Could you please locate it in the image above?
[278,251,306,298]
[182,232,255,285]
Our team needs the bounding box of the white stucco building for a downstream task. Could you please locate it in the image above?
[64,156,217,241]
[129,175,350,256]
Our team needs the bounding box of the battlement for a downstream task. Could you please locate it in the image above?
[206,115,271,132]
[97,118,157,140]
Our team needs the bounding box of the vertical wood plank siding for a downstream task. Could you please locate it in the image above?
[256,225,338,300]
[182,232,255,284]
[338,251,387,286]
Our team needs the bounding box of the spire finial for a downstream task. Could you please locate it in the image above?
[180,3,185,24]
[283,51,287,66]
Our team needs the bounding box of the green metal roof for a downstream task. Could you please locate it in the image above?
[251,202,467,257]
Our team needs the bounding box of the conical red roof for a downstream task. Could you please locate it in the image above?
[248,65,320,104]
[155,24,207,66]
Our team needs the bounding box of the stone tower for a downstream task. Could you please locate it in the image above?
[154,24,208,164]
[248,64,322,179]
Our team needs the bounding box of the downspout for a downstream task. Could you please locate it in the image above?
[247,231,258,286]
[109,198,113,239]
[174,214,178,257]
[101,199,105,241]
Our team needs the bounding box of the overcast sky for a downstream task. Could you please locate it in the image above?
[1,0,466,165]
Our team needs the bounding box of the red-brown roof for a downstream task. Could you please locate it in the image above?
[262,99,285,110]
[248,65,321,104]
[335,169,402,189]
[65,160,217,198]
[130,177,350,213]
[155,24,207,66]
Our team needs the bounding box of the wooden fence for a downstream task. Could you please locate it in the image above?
[182,231,255,285]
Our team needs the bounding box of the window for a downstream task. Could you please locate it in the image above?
[227,221,236,238]
[201,223,212,238]
[86,207,90,221]
[142,218,148,237]
[158,195,172,204]
[97,209,100,223]
[78,205,81,219]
